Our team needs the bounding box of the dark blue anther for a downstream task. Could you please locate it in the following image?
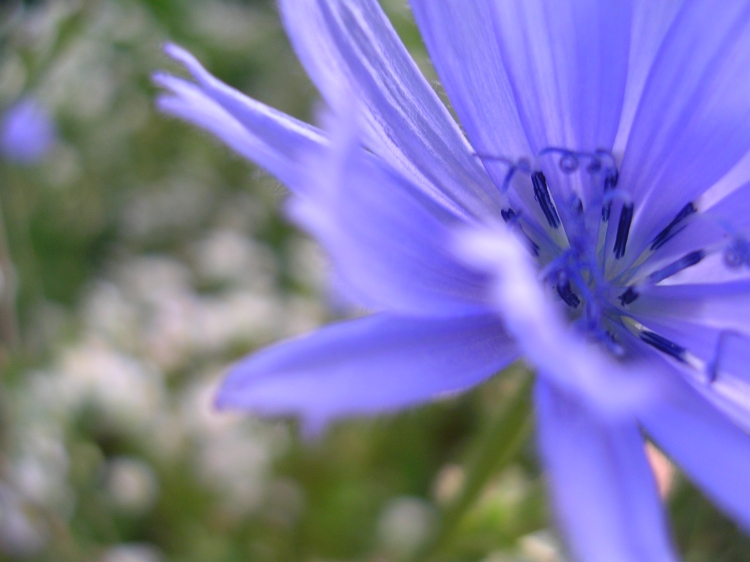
[556,280,580,308]
[531,171,560,229]
[501,208,517,223]
[601,170,618,222]
[648,250,705,284]
[613,203,634,259]
[604,170,619,191]
[618,287,639,306]
[649,202,697,251]
[640,330,687,363]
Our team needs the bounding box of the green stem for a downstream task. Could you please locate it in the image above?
[414,369,535,561]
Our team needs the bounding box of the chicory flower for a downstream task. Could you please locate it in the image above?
[155,1,750,560]
[0,97,55,164]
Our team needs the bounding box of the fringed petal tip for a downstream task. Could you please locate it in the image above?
[161,42,207,80]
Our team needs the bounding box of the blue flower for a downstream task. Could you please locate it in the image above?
[0,97,56,164]
[155,1,750,560]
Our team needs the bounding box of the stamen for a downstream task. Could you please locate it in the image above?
[649,202,697,251]
[501,208,517,223]
[647,250,705,284]
[618,287,639,306]
[613,203,634,259]
[640,330,687,363]
[706,330,744,383]
[601,169,618,222]
[556,280,580,308]
[604,170,619,191]
[473,153,532,193]
[500,207,540,257]
[531,171,560,229]
[473,153,515,167]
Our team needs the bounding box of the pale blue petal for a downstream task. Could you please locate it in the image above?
[153,68,324,191]
[289,131,492,316]
[408,0,529,168]
[633,280,750,336]
[613,0,685,153]
[490,0,631,153]
[627,281,750,430]
[278,0,500,219]
[618,0,750,264]
[216,313,518,428]
[621,315,750,432]
[535,379,677,562]
[640,371,750,531]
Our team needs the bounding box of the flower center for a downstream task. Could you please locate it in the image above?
[477,147,707,360]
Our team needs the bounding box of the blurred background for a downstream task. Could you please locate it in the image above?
[0,0,748,561]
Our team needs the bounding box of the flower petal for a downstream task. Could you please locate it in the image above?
[490,0,631,153]
[408,0,530,173]
[623,317,750,432]
[216,313,518,429]
[154,57,324,191]
[625,280,750,428]
[279,0,500,218]
[618,0,750,263]
[640,371,750,532]
[535,379,677,562]
[632,280,750,337]
[612,0,684,154]
[289,116,491,316]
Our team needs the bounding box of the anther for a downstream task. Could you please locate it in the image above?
[618,287,639,306]
[640,330,687,363]
[556,280,580,308]
[648,250,705,284]
[599,165,619,222]
[531,171,560,229]
[649,202,697,251]
[604,170,619,191]
[501,208,517,223]
[613,203,634,259]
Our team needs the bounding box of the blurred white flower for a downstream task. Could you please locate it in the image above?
[0,483,48,558]
[105,457,159,515]
[10,428,70,511]
[378,497,435,556]
[100,543,162,562]
[518,531,567,562]
[58,337,165,431]
[180,375,288,513]
[192,228,277,288]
